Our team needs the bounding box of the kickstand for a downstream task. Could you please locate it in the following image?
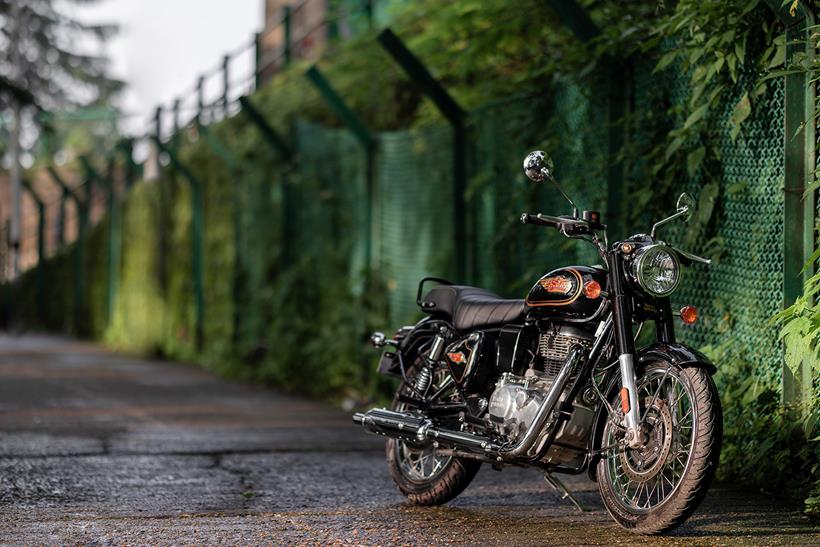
[543,472,588,512]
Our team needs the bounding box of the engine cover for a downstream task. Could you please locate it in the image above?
[488,370,553,442]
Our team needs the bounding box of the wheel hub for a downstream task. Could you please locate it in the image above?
[619,399,673,482]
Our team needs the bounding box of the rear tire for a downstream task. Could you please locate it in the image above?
[597,362,722,534]
[385,356,481,506]
[386,437,481,506]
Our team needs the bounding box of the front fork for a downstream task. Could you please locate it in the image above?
[607,252,648,449]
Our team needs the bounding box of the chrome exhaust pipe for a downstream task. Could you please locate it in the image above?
[498,345,585,458]
[352,408,500,453]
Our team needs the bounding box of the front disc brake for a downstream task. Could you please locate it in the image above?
[619,399,673,482]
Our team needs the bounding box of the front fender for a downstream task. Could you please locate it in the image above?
[637,342,717,375]
[587,342,715,482]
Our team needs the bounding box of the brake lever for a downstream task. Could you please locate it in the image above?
[671,246,711,266]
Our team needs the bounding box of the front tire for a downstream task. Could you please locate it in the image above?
[385,358,481,506]
[597,362,722,534]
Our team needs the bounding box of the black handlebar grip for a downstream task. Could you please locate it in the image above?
[520,213,557,227]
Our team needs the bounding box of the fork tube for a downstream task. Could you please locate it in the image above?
[607,252,642,447]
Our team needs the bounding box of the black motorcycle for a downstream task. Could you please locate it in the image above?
[353,150,721,535]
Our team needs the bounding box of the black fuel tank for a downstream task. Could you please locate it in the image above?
[526,266,607,322]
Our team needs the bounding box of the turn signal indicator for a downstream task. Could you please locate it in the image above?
[583,280,601,299]
[680,305,698,325]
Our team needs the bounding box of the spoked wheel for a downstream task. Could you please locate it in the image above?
[386,358,481,506]
[597,361,722,534]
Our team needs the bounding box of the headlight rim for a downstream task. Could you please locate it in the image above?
[632,244,681,297]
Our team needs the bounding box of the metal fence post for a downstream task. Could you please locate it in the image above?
[153,138,205,350]
[254,32,263,90]
[283,5,292,67]
[21,179,45,322]
[172,98,181,149]
[196,119,244,346]
[238,96,295,265]
[47,166,86,334]
[377,29,469,282]
[305,66,376,271]
[106,156,121,324]
[117,139,138,191]
[196,76,205,124]
[154,106,163,178]
[763,0,817,404]
[57,186,67,246]
[222,54,230,116]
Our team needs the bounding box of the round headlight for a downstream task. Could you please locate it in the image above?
[631,245,680,297]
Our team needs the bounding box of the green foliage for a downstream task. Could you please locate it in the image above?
[706,340,819,515]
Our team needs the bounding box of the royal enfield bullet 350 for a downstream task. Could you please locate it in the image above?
[354,150,721,534]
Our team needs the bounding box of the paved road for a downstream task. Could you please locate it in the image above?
[0,335,817,545]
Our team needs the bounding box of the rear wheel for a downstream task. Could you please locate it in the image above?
[597,361,722,534]
[385,358,481,506]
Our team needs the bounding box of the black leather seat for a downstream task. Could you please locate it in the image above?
[420,285,526,331]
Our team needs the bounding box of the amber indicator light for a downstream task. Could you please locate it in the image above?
[680,305,698,325]
[583,280,601,299]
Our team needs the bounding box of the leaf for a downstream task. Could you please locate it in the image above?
[790,0,800,17]
[769,41,787,68]
[727,54,738,83]
[687,146,706,177]
[741,0,761,16]
[665,136,685,161]
[654,50,678,73]
[726,181,748,195]
[683,103,709,130]
[735,41,746,63]
[730,92,752,141]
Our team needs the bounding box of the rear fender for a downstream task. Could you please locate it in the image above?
[587,343,715,481]
[377,316,448,378]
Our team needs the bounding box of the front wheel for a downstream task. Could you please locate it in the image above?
[597,361,722,534]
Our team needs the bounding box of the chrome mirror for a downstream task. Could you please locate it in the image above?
[522,150,578,216]
[676,192,695,221]
[523,150,554,183]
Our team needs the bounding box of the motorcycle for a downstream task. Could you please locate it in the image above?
[353,150,722,535]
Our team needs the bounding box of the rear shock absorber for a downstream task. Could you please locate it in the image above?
[415,326,448,396]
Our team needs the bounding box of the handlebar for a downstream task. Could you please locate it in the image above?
[520,213,561,228]
[520,212,595,235]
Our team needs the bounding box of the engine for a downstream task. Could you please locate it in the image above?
[487,324,596,464]
[488,369,553,442]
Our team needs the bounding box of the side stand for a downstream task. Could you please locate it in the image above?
[543,472,588,512]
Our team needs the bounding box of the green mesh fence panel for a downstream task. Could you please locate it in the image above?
[377,125,454,325]
[294,120,368,266]
[633,58,786,385]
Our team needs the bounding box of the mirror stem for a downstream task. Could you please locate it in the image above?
[548,177,579,217]
[650,207,688,238]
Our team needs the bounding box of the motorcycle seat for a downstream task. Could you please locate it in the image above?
[421,285,526,331]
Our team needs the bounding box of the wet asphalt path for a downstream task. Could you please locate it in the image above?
[0,335,817,545]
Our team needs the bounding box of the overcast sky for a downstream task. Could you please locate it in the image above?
[69,0,263,137]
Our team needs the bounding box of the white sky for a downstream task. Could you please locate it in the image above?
[68,0,263,137]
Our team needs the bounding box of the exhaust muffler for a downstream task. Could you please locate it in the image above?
[352,408,500,453]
